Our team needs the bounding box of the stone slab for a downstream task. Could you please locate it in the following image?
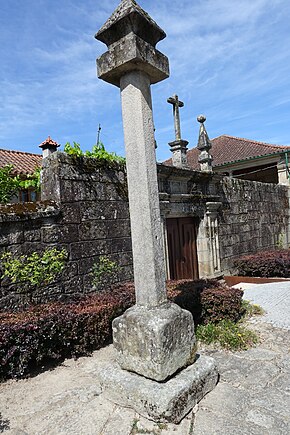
[96,354,218,424]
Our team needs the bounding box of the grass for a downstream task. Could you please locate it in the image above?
[196,320,259,351]
[196,300,264,351]
[242,299,265,317]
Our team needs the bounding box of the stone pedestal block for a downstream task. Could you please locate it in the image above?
[97,355,218,423]
[112,303,196,381]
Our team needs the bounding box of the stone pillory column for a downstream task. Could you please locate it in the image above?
[95,0,218,423]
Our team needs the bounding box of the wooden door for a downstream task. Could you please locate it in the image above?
[166,217,199,280]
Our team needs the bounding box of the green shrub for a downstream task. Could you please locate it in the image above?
[234,249,290,277]
[0,165,41,204]
[18,167,41,192]
[1,248,67,291]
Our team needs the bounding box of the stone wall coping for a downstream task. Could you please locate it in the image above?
[42,150,126,171]
[0,201,60,223]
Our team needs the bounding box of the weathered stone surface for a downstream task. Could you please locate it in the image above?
[0,153,133,309]
[95,0,166,48]
[97,33,169,87]
[113,303,196,381]
[97,355,218,423]
[119,69,168,307]
[96,0,169,86]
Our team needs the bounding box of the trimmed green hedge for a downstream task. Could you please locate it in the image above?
[0,279,243,381]
[234,249,290,277]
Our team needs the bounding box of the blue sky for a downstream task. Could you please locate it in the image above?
[1,0,290,162]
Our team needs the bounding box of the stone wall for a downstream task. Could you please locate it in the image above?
[158,165,290,278]
[218,177,290,274]
[0,152,133,309]
[1,154,289,309]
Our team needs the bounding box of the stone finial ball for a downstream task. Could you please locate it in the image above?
[197,115,206,123]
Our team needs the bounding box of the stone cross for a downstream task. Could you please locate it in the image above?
[167,94,184,141]
[167,94,189,169]
[95,0,217,422]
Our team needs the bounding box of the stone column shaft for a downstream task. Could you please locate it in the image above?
[120,70,167,307]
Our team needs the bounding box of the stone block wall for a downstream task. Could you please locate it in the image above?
[0,153,133,309]
[218,176,290,274]
[158,165,290,277]
[1,155,289,309]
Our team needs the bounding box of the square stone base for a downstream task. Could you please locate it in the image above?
[96,354,218,424]
[113,303,197,381]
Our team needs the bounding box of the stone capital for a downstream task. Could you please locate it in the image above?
[206,201,222,217]
[97,33,169,87]
[168,139,189,151]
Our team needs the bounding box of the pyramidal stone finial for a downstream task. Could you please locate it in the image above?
[95,0,169,87]
[95,0,166,48]
[197,115,213,172]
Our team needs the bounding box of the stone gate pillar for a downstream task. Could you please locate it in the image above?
[197,202,222,278]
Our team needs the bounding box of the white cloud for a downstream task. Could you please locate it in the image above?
[0,0,290,159]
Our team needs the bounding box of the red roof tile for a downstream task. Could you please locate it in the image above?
[0,148,42,175]
[39,136,60,149]
[164,135,290,169]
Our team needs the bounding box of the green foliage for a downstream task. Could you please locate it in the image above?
[241,300,265,318]
[64,141,125,164]
[0,165,20,204]
[0,165,41,204]
[91,255,120,288]
[1,248,67,291]
[234,249,290,277]
[196,320,259,350]
[64,141,83,157]
[18,167,41,192]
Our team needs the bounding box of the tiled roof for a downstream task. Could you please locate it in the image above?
[164,135,290,169]
[0,148,42,175]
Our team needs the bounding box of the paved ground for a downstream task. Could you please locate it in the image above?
[1,282,290,435]
[242,282,290,330]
